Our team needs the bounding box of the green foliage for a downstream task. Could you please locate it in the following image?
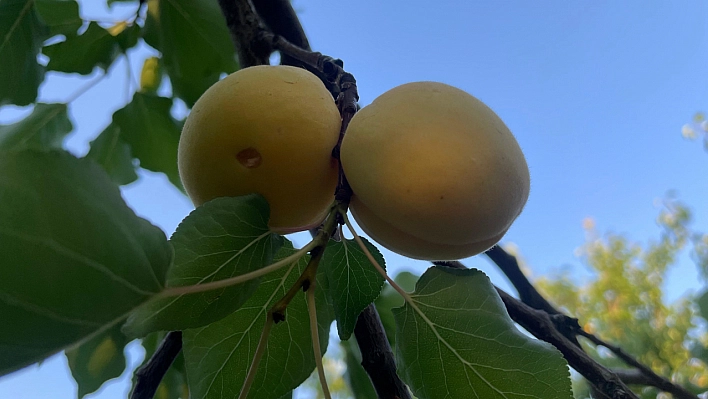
[537,200,708,397]
[35,0,82,37]
[109,92,183,190]
[66,323,129,398]
[43,22,125,74]
[142,0,238,106]
[394,266,573,399]
[183,240,333,399]
[0,150,171,375]
[0,0,47,106]
[123,195,282,337]
[0,103,72,151]
[335,271,417,398]
[0,2,606,398]
[86,122,139,185]
[322,237,386,340]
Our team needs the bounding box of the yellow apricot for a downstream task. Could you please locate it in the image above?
[340,82,530,260]
[178,65,341,233]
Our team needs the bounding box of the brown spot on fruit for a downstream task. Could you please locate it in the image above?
[236,147,262,168]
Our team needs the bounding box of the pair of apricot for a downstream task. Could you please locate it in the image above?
[177,65,529,260]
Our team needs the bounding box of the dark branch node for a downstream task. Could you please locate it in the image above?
[272,310,286,324]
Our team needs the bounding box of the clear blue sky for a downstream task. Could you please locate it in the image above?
[2,1,708,398]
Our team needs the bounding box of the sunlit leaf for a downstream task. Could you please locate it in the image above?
[322,237,385,340]
[394,266,573,399]
[123,195,283,337]
[142,0,238,106]
[66,323,129,398]
[43,22,121,74]
[111,92,183,190]
[140,56,162,94]
[0,103,72,151]
[0,0,47,106]
[183,240,334,399]
[0,150,171,375]
[35,0,82,37]
[86,122,138,185]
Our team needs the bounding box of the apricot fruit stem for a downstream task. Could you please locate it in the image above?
[237,312,274,399]
[306,278,332,399]
[269,201,343,321]
[158,239,318,298]
[340,210,414,304]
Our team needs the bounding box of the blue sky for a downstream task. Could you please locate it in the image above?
[1,1,708,398]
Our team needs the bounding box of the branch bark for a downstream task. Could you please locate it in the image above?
[353,306,412,399]
[130,331,183,399]
[218,0,272,67]
[251,0,311,66]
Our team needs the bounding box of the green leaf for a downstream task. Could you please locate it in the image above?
[343,271,419,398]
[393,266,573,399]
[0,150,171,375]
[0,0,47,106]
[66,323,129,398]
[0,103,72,152]
[374,271,419,347]
[44,21,120,74]
[341,339,378,399]
[108,21,140,52]
[143,0,238,106]
[130,332,189,399]
[111,92,182,190]
[85,122,138,186]
[123,195,283,337]
[183,240,334,399]
[35,0,82,37]
[322,237,385,340]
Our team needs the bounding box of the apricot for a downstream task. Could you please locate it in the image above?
[178,65,341,233]
[340,82,530,260]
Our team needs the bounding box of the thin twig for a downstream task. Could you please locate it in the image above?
[306,278,332,399]
[237,315,274,399]
[476,247,700,398]
[578,330,699,399]
[496,288,641,399]
[130,331,183,399]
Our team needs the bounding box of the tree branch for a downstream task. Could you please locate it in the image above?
[484,245,560,314]
[250,0,311,66]
[578,330,699,399]
[353,305,412,399]
[496,288,641,399]
[436,260,640,398]
[217,0,272,67]
[130,331,183,399]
